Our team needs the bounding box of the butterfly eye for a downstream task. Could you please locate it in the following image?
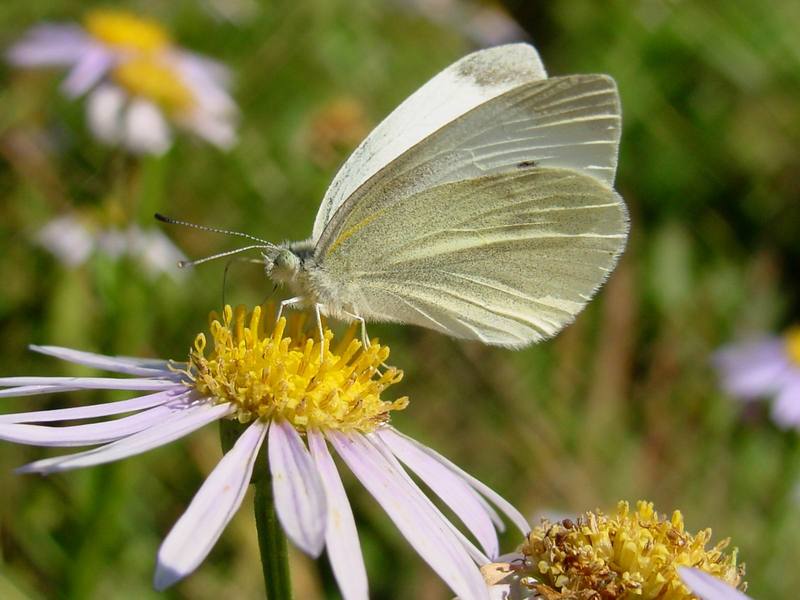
[274,250,298,271]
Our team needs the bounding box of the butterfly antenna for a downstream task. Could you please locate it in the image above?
[154,213,274,246]
[177,245,272,269]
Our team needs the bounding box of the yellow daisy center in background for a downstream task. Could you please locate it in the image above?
[112,57,194,113]
[84,9,170,52]
[522,500,745,599]
[180,305,408,432]
[785,326,800,367]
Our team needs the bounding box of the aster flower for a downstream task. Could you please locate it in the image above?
[679,567,753,600]
[714,328,800,429]
[479,500,746,600]
[7,9,236,154]
[0,305,528,599]
[36,214,186,278]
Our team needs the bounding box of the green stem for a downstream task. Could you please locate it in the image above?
[254,473,292,600]
[219,420,292,600]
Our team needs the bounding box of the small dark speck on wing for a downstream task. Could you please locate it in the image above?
[516,160,537,168]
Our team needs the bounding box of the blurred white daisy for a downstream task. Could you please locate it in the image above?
[392,0,527,47]
[36,214,186,279]
[7,9,237,154]
[714,328,800,429]
[0,305,528,599]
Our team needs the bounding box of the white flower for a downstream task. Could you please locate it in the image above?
[7,9,237,154]
[35,215,95,267]
[393,0,527,47]
[473,501,747,600]
[0,305,528,599]
[36,214,186,279]
[480,565,756,600]
[714,328,800,429]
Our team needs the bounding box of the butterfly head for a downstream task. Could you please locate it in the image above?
[263,247,301,284]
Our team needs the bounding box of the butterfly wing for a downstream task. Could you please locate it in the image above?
[317,167,626,346]
[313,64,627,347]
[311,43,547,241]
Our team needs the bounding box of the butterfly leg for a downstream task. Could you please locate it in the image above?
[275,296,304,323]
[343,310,391,370]
[314,303,326,362]
[343,310,371,349]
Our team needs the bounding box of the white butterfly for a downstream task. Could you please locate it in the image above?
[165,43,628,349]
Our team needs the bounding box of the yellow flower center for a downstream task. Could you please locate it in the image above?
[180,305,408,432]
[785,326,800,367]
[84,9,170,52]
[82,10,193,113]
[111,57,194,113]
[521,500,746,599]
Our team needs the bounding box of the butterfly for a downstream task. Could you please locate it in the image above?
[160,43,628,349]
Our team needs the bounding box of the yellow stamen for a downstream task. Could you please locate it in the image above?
[84,9,170,52]
[180,304,408,432]
[521,500,746,599]
[112,57,194,112]
[785,326,800,367]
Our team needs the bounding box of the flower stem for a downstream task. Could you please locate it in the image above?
[254,473,292,600]
[220,420,292,599]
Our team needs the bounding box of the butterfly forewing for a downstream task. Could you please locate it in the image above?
[315,74,621,253]
[311,43,547,241]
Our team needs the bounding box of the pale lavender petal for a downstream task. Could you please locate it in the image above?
[0,376,175,391]
[0,405,178,447]
[678,567,752,600]
[16,402,231,474]
[170,49,237,149]
[770,375,800,429]
[124,99,171,155]
[154,420,267,590]
[6,25,91,66]
[488,583,512,600]
[268,420,327,556]
[0,389,184,424]
[385,429,529,536]
[87,84,125,145]
[95,227,127,258]
[308,429,368,600]
[368,432,489,566]
[172,50,234,102]
[466,7,528,47]
[25,24,86,38]
[128,227,187,279]
[714,339,793,399]
[329,431,488,600]
[378,428,499,557]
[0,385,82,399]
[35,215,94,267]
[19,24,88,42]
[61,46,113,97]
[182,69,236,114]
[30,344,171,376]
[180,111,237,149]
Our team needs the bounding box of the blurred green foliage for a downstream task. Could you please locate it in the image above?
[1,0,799,598]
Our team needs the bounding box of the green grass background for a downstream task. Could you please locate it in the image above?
[1,0,799,598]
